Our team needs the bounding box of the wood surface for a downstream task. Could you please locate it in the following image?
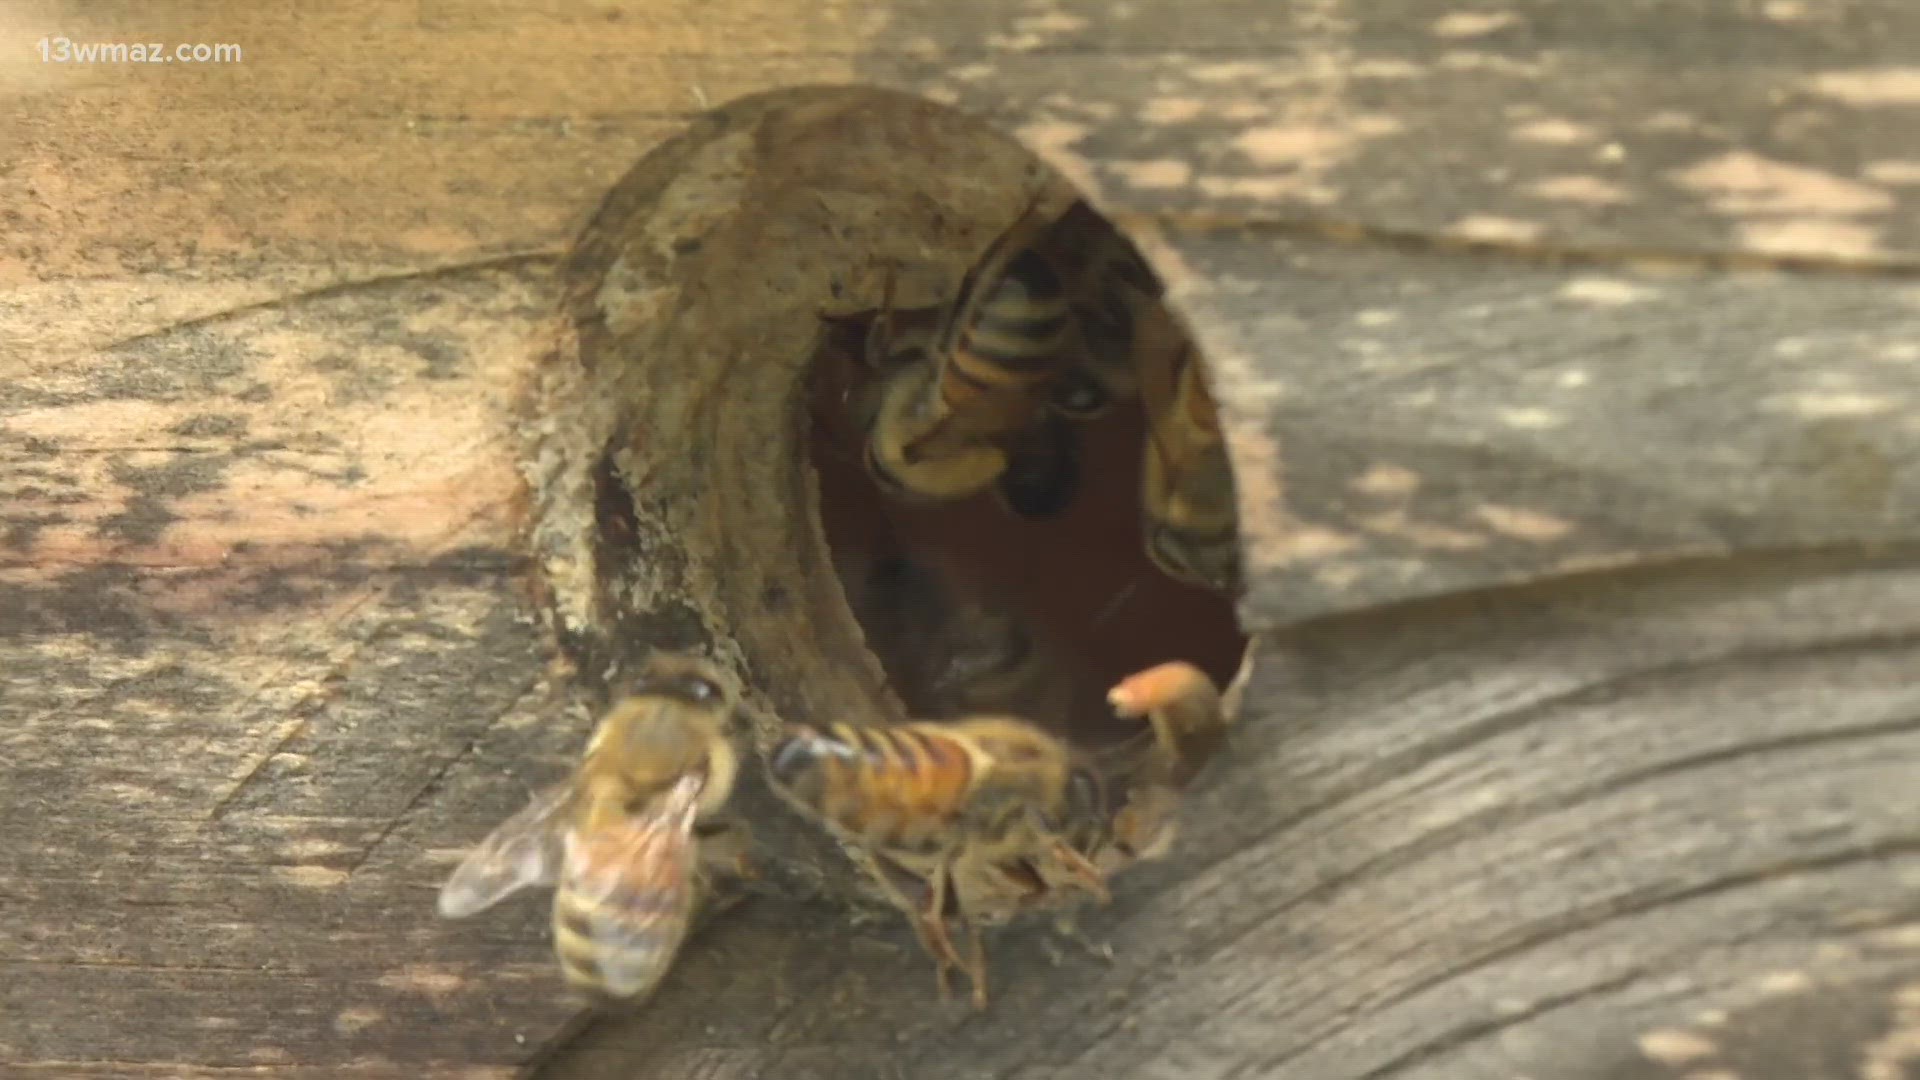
[4,1,1919,1078]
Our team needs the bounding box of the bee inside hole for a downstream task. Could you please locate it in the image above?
[806,189,1249,756]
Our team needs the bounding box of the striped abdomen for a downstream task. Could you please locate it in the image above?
[769,723,979,854]
[550,787,700,1000]
[1143,352,1241,591]
[931,247,1073,430]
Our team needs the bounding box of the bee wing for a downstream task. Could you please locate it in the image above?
[437,781,574,918]
[560,775,705,998]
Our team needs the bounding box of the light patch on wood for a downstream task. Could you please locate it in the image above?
[1863,980,1920,1080]
[984,30,1046,51]
[1639,1027,1719,1065]
[377,962,468,1000]
[1474,504,1573,541]
[1865,160,1920,186]
[1682,1071,1739,1080]
[1016,120,1100,197]
[1112,159,1193,189]
[272,864,351,888]
[1561,277,1651,306]
[1355,510,1487,551]
[1809,68,1920,106]
[1559,369,1592,388]
[333,1007,384,1035]
[1513,118,1598,144]
[1763,0,1812,19]
[1525,175,1630,205]
[1198,175,1324,201]
[1880,343,1920,363]
[950,63,995,81]
[1432,11,1519,38]
[1738,217,1885,259]
[1440,51,1547,75]
[1352,58,1425,79]
[248,1047,293,1063]
[1234,124,1358,169]
[1500,407,1565,430]
[1312,563,1363,590]
[1143,97,1205,124]
[1355,308,1399,327]
[1453,215,1544,244]
[1876,925,1920,949]
[1757,969,1814,995]
[1351,464,1420,498]
[1016,11,1088,35]
[1193,61,1275,84]
[1760,390,1900,418]
[1675,151,1894,215]
[280,838,352,859]
[1264,524,1363,565]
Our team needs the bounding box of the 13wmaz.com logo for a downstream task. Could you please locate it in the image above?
[37,37,242,63]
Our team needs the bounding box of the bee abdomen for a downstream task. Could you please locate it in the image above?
[770,723,975,851]
[954,249,1072,378]
[551,877,690,999]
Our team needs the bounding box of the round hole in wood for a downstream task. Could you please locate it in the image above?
[521,83,1250,911]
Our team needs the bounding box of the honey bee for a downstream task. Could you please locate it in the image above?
[1139,344,1243,594]
[436,655,748,1003]
[1099,660,1231,862]
[767,716,1107,1008]
[861,198,1081,506]
[1034,198,1165,419]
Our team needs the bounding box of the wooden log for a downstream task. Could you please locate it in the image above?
[4,2,1919,1078]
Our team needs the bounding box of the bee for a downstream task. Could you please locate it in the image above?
[861,197,1082,506]
[1034,198,1166,420]
[436,655,748,1004]
[977,662,1229,922]
[1099,660,1231,862]
[1139,345,1243,594]
[768,716,1108,1009]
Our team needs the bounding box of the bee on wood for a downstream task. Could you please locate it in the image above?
[861,198,1084,517]
[767,716,1108,1009]
[968,661,1232,927]
[1139,344,1243,594]
[436,655,749,1004]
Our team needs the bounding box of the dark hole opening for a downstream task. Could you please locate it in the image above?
[804,195,1248,752]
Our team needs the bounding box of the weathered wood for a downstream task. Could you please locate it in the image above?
[6,0,1920,1077]
[547,553,1920,1080]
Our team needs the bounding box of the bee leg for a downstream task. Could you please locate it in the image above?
[921,856,969,1004]
[1050,913,1116,965]
[848,847,964,1001]
[963,918,991,1011]
[1048,840,1112,905]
